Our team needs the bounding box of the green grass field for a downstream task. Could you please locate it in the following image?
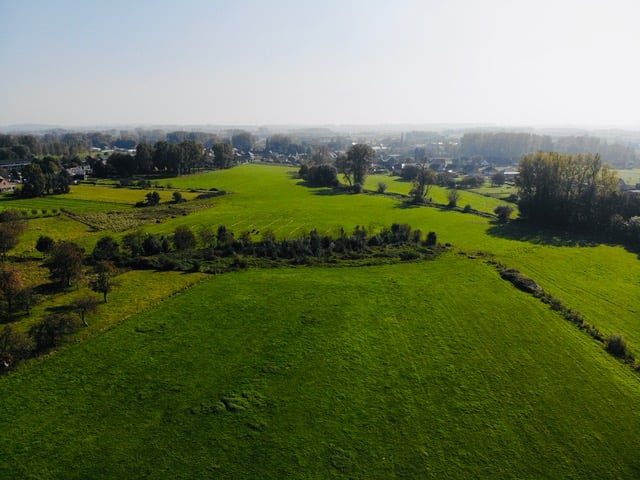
[0,185,198,214]
[12,164,640,356]
[364,174,516,215]
[2,257,639,478]
[618,168,640,186]
[4,164,640,478]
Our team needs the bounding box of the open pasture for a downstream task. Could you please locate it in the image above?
[364,173,515,215]
[140,165,640,356]
[1,257,638,478]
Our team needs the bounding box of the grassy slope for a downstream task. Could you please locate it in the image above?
[16,270,205,336]
[148,165,640,354]
[0,185,198,214]
[14,164,640,352]
[1,257,639,478]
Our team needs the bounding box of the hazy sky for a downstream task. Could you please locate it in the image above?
[1,0,639,127]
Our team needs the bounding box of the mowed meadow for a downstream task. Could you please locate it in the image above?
[2,163,640,478]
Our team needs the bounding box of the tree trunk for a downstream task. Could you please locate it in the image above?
[103,291,108,303]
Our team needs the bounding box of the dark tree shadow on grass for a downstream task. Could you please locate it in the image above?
[486,219,604,248]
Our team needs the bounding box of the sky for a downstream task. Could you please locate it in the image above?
[1,0,639,127]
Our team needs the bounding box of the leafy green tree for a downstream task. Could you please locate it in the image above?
[90,261,116,302]
[142,234,162,255]
[517,152,618,227]
[198,227,217,249]
[29,313,79,352]
[338,144,374,187]
[122,230,145,257]
[36,235,55,254]
[231,131,254,151]
[135,143,155,173]
[173,226,196,251]
[0,325,32,371]
[494,205,514,222]
[92,236,119,261]
[212,142,234,169]
[72,296,100,326]
[45,241,85,287]
[0,265,23,314]
[491,171,506,186]
[0,213,26,260]
[447,188,460,207]
[145,191,161,206]
[20,163,46,197]
[410,162,436,203]
[172,191,184,203]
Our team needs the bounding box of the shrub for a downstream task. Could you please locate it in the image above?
[352,183,363,194]
[399,251,420,261]
[36,235,55,253]
[232,255,248,269]
[463,204,472,213]
[305,164,338,187]
[377,182,388,193]
[494,205,514,222]
[173,225,196,251]
[92,235,120,261]
[31,209,38,215]
[172,191,184,203]
[447,189,460,208]
[142,234,162,256]
[426,231,437,246]
[605,335,632,360]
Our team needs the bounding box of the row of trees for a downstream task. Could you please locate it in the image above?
[92,140,238,178]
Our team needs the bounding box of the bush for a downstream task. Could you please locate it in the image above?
[352,183,363,194]
[605,335,632,360]
[463,204,472,213]
[36,235,55,253]
[426,231,437,246]
[447,189,460,208]
[399,251,420,261]
[172,191,184,203]
[173,225,196,251]
[377,182,388,193]
[305,164,338,187]
[232,255,248,269]
[92,235,120,261]
[494,205,514,222]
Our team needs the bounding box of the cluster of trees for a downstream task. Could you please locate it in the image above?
[91,140,240,178]
[19,158,71,198]
[298,164,338,187]
[336,144,375,191]
[460,132,638,167]
[516,152,622,229]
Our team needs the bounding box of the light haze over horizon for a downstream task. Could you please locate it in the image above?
[1,0,639,128]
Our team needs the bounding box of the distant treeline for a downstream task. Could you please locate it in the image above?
[460,132,638,167]
[0,130,328,161]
